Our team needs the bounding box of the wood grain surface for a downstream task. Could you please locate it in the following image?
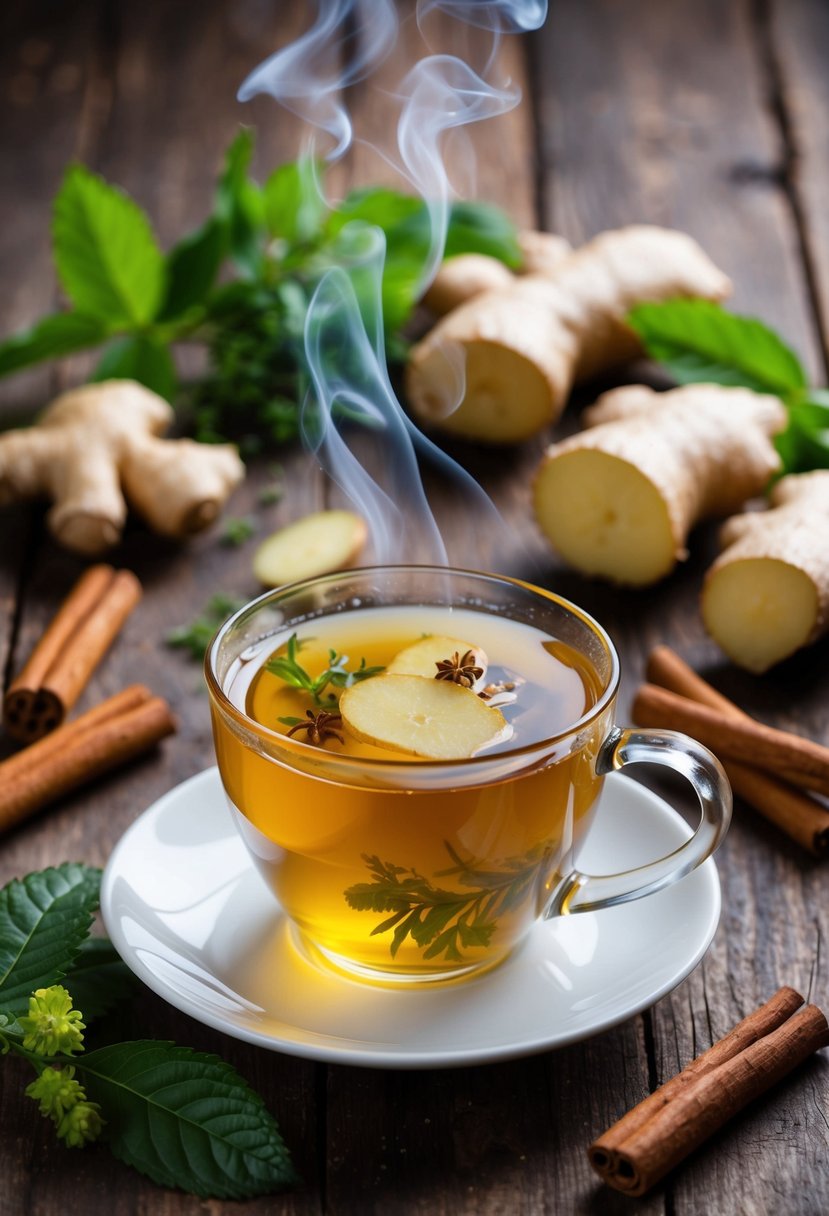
[1,2,827,1214]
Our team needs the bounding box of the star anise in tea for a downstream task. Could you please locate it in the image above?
[434,649,484,689]
[286,709,345,747]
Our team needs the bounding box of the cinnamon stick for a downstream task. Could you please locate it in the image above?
[633,682,829,797]
[646,647,829,856]
[589,991,829,1196]
[3,565,142,743]
[0,686,176,833]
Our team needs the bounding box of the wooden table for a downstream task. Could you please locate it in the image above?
[2,2,828,1212]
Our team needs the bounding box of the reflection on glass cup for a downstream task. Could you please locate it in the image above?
[206,567,731,984]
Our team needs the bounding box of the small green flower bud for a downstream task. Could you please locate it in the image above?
[25,1065,84,1120]
[19,986,85,1057]
[57,1100,104,1148]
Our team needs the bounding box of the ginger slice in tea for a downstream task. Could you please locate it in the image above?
[339,673,512,759]
[386,635,487,689]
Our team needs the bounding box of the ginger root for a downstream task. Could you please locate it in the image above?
[533,383,787,586]
[0,380,245,555]
[422,230,572,315]
[407,225,731,443]
[702,471,829,672]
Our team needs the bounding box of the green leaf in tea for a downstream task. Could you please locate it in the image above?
[0,864,101,1016]
[53,165,166,326]
[265,633,385,706]
[344,843,550,962]
[77,1041,297,1199]
[628,298,808,396]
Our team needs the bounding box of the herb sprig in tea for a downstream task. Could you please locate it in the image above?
[344,842,551,962]
[268,633,384,707]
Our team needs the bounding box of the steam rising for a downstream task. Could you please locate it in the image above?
[239,0,548,567]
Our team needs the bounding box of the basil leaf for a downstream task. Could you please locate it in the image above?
[78,1042,296,1199]
[628,299,808,396]
[0,864,100,1015]
[0,312,108,377]
[53,165,165,325]
[62,937,138,1021]
[92,334,177,401]
[264,159,327,244]
[215,129,265,279]
[159,217,226,321]
[445,200,522,266]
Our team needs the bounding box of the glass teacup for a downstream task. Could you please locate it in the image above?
[206,566,730,984]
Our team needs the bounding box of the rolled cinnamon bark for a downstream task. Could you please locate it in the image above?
[3,565,142,743]
[646,647,829,856]
[633,682,829,797]
[0,686,175,833]
[589,993,829,1196]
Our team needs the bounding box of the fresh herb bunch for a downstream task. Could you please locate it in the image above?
[267,632,384,707]
[0,864,295,1198]
[0,129,521,453]
[628,299,829,475]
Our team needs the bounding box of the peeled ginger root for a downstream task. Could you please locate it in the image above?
[0,380,244,555]
[702,471,829,672]
[533,384,787,586]
[407,225,731,443]
[339,674,511,759]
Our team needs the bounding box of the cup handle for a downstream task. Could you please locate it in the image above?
[546,726,732,917]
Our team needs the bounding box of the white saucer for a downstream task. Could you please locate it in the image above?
[101,768,720,1069]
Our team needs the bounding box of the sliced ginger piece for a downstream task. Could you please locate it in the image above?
[702,558,818,674]
[701,471,829,672]
[253,509,367,587]
[339,674,512,759]
[533,384,787,586]
[386,635,487,689]
[534,449,676,586]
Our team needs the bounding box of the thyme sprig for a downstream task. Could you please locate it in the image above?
[343,841,551,962]
[265,632,384,706]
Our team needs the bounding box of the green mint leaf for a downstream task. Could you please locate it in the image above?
[444,201,522,266]
[215,130,265,279]
[0,864,100,1015]
[92,334,177,401]
[62,937,138,1021]
[627,299,808,396]
[77,1041,296,1199]
[158,217,226,321]
[775,394,829,475]
[0,312,108,377]
[264,159,327,245]
[53,165,165,325]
